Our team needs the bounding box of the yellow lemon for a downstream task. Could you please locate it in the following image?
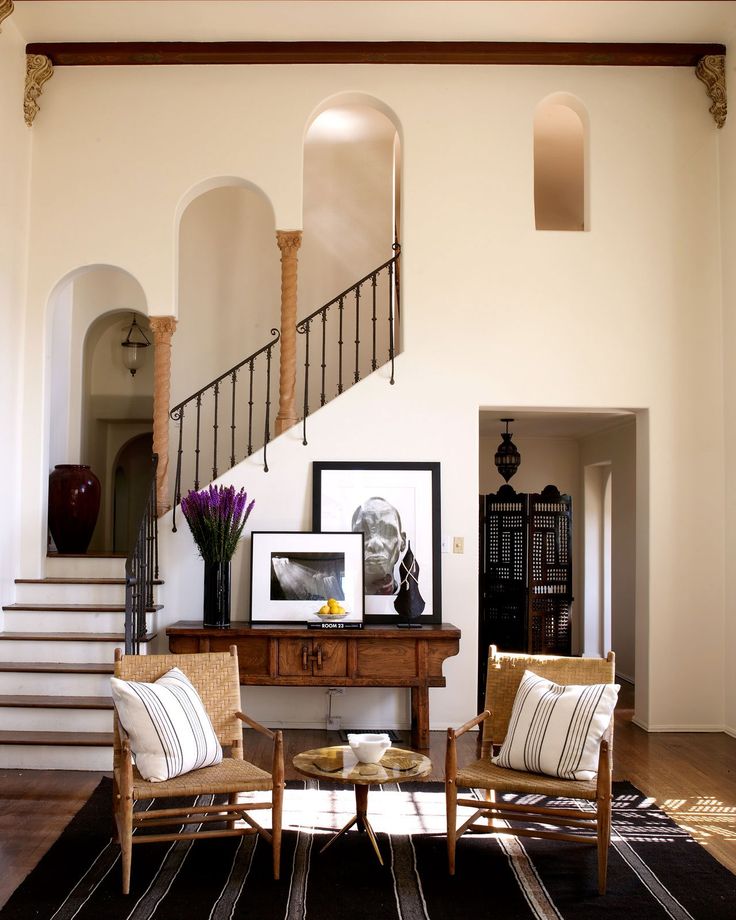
[327,598,337,605]
[319,605,330,614]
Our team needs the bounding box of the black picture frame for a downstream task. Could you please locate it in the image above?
[312,461,441,624]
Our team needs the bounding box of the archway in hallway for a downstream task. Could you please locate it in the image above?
[47,266,152,554]
[112,432,155,553]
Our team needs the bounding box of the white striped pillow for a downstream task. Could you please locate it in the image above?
[491,669,619,781]
[111,667,223,782]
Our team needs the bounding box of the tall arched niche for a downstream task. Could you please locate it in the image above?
[534,93,589,232]
[300,94,402,313]
[174,177,280,408]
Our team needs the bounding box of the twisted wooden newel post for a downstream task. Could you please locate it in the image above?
[275,230,302,435]
[149,316,177,515]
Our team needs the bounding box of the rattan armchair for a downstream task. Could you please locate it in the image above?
[112,646,283,895]
[446,646,616,894]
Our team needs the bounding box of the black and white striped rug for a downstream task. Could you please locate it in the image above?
[1,780,734,919]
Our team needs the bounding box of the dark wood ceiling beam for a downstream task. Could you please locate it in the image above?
[24,41,726,68]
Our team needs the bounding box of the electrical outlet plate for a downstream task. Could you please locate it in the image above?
[453,536,464,553]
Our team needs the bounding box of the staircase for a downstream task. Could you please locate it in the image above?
[0,553,159,770]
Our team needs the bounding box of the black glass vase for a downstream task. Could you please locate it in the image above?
[203,560,231,628]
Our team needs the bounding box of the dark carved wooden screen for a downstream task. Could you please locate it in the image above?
[479,483,572,711]
[478,484,528,711]
[527,485,572,655]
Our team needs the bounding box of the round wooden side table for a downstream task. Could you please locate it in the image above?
[292,744,432,865]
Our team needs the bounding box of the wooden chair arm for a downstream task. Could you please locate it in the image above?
[236,710,276,739]
[446,711,490,784]
[452,710,491,739]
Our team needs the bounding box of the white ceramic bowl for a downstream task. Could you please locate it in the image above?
[347,732,391,764]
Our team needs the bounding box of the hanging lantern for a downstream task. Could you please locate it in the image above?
[120,314,151,377]
[494,418,521,482]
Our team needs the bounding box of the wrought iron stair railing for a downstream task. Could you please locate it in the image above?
[124,453,159,654]
[297,243,400,445]
[169,330,280,531]
[168,245,401,523]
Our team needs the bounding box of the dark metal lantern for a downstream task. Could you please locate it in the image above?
[494,418,521,482]
[121,314,151,377]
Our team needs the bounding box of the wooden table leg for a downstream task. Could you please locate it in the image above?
[411,685,430,749]
[319,784,383,865]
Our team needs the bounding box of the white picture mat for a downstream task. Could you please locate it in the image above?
[318,468,435,617]
[251,531,364,623]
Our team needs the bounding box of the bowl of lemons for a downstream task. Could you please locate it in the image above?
[316,598,348,620]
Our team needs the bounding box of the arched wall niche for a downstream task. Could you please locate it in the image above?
[174,176,281,408]
[301,92,402,305]
[534,92,590,232]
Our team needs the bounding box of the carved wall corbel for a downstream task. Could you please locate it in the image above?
[695,54,727,128]
[0,1,14,32]
[24,54,53,126]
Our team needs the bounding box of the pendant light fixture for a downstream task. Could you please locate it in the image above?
[120,314,151,377]
[494,418,521,482]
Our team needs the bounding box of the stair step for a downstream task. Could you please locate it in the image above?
[0,631,156,642]
[0,729,113,746]
[0,695,112,709]
[0,661,114,673]
[3,604,162,612]
[16,577,127,585]
[0,661,115,674]
[45,555,127,578]
[0,662,114,695]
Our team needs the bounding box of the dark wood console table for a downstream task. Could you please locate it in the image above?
[166,621,461,749]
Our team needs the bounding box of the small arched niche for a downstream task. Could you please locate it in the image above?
[534,94,588,231]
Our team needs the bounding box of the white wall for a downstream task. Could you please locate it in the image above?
[16,61,727,732]
[0,20,31,616]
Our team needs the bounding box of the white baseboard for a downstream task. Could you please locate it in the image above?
[632,716,726,732]
[725,725,736,739]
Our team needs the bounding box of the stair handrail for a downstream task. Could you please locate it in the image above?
[124,453,159,654]
[296,243,400,445]
[169,329,280,531]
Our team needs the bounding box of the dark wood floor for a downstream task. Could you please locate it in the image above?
[1,688,735,909]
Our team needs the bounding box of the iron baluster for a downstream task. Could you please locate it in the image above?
[194,394,202,490]
[338,295,344,394]
[371,272,378,371]
[247,359,255,456]
[262,331,278,473]
[171,404,184,532]
[230,370,237,468]
[388,260,396,385]
[353,282,361,384]
[124,454,158,654]
[320,310,327,406]
[300,319,311,446]
[212,381,220,481]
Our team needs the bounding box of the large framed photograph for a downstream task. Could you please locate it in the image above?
[250,531,364,624]
[312,462,441,624]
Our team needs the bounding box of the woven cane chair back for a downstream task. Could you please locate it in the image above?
[113,650,243,759]
[480,646,615,757]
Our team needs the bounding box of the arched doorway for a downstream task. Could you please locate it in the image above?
[112,433,155,553]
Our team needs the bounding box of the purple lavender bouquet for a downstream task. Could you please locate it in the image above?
[180,484,255,563]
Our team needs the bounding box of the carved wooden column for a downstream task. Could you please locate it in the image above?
[149,316,177,515]
[0,1,14,31]
[275,230,302,435]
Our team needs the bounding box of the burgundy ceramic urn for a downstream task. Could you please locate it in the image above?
[48,464,101,553]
